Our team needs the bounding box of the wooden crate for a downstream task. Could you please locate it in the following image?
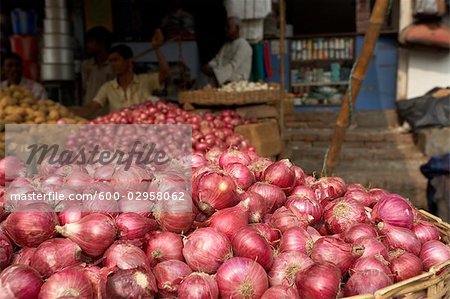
[346,209,450,299]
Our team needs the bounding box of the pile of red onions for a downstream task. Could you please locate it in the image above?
[0,142,449,298]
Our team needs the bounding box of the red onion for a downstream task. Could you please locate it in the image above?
[83,265,107,299]
[292,165,306,186]
[368,188,390,204]
[288,185,316,200]
[64,170,93,191]
[377,222,421,256]
[106,268,157,298]
[12,247,36,266]
[4,203,59,247]
[224,163,255,191]
[354,236,389,259]
[295,262,341,299]
[204,148,223,165]
[420,240,450,271]
[371,194,414,229]
[346,183,366,192]
[116,212,157,240]
[412,221,441,244]
[304,175,316,187]
[191,153,208,169]
[248,182,286,212]
[82,183,119,215]
[270,206,310,233]
[216,257,268,298]
[249,158,273,181]
[152,195,196,234]
[210,203,249,240]
[350,256,392,276]
[269,252,314,286]
[39,269,93,299]
[178,272,219,299]
[345,189,375,207]
[193,171,238,215]
[240,191,269,223]
[344,269,393,296]
[103,241,150,271]
[323,197,368,234]
[262,285,300,299]
[145,231,184,266]
[219,150,252,168]
[313,176,347,202]
[183,227,232,274]
[262,159,296,192]
[231,227,274,271]
[93,164,116,181]
[118,198,153,217]
[56,213,116,257]
[111,165,153,195]
[30,238,82,278]
[389,250,423,282]
[311,236,364,275]
[249,223,280,247]
[0,231,13,270]
[344,223,378,243]
[58,203,86,225]
[153,260,193,297]
[37,157,62,177]
[0,265,43,298]
[307,226,322,242]
[0,156,26,187]
[279,227,314,255]
[286,195,322,225]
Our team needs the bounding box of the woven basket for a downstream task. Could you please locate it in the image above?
[178,84,284,106]
[346,209,450,299]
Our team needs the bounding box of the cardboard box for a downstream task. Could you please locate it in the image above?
[236,104,279,120]
[235,120,283,157]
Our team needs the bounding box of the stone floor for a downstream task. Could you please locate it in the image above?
[281,109,429,209]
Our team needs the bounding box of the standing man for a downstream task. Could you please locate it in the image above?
[81,26,114,105]
[71,29,170,118]
[1,52,48,99]
[201,17,252,87]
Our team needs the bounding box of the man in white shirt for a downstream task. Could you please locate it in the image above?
[202,17,252,87]
[1,52,48,99]
[81,26,114,106]
[71,30,169,118]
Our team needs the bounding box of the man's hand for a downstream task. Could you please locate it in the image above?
[201,64,215,77]
[152,29,164,49]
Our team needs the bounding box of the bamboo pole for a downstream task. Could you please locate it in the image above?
[278,0,286,139]
[325,0,390,174]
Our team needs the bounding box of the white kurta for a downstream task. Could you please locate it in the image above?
[208,37,252,86]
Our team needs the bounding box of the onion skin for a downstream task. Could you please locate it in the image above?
[345,189,375,207]
[4,203,59,247]
[270,206,310,233]
[178,272,219,299]
[224,163,255,191]
[268,252,314,287]
[262,160,296,192]
[153,260,193,297]
[231,227,274,271]
[279,227,314,255]
[288,185,316,200]
[183,227,232,274]
[210,203,249,240]
[344,269,393,296]
[106,268,157,299]
[262,285,300,299]
[311,236,365,275]
[0,264,43,299]
[39,268,93,299]
[103,241,150,272]
[344,223,378,243]
[55,213,116,257]
[377,222,421,256]
[412,221,441,245]
[313,176,347,202]
[323,197,368,234]
[0,231,13,270]
[30,238,82,278]
[219,150,252,168]
[249,223,281,247]
[116,212,158,240]
[420,240,450,271]
[240,191,269,223]
[144,231,184,266]
[248,182,286,213]
[286,195,322,225]
[295,262,341,299]
[11,248,36,266]
[389,250,423,282]
[216,257,269,299]
[350,256,392,276]
[371,195,414,229]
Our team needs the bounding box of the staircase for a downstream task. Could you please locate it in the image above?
[282,110,429,209]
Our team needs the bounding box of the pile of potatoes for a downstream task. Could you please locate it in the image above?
[0,85,86,158]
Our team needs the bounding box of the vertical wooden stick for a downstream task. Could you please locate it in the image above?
[278,0,286,139]
[325,0,390,174]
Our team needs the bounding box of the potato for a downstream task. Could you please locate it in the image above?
[48,110,60,120]
[33,111,46,119]
[34,117,46,124]
[5,114,23,123]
